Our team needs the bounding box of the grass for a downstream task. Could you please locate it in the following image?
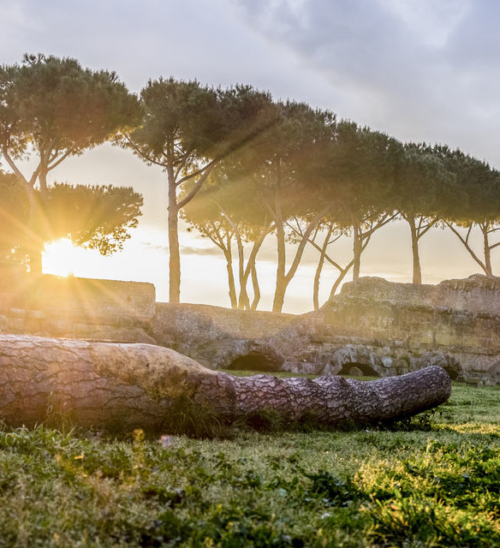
[1,379,500,546]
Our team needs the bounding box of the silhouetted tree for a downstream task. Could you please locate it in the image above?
[182,174,274,309]
[440,147,500,276]
[0,54,141,272]
[325,124,401,282]
[122,79,275,303]
[395,143,456,284]
[0,172,143,268]
[43,183,143,256]
[227,102,338,312]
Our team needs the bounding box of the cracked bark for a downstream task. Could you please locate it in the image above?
[0,335,451,431]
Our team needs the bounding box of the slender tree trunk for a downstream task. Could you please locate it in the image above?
[272,165,286,313]
[352,223,362,281]
[313,253,326,311]
[239,229,270,310]
[272,225,287,313]
[0,335,452,431]
[236,234,250,310]
[408,216,422,285]
[482,225,493,276]
[250,263,260,310]
[313,223,333,310]
[223,246,238,309]
[313,226,333,311]
[38,166,49,196]
[25,184,44,275]
[167,160,181,303]
[274,208,330,313]
[328,268,351,300]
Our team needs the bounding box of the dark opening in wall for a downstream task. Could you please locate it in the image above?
[228,352,280,372]
[443,365,459,381]
[339,362,379,377]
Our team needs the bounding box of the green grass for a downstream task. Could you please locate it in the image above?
[1,380,500,547]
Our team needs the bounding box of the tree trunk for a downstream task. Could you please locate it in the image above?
[313,253,325,311]
[167,166,181,304]
[222,248,238,309]
[38,166,49,196]
[408,216,422,285]
[482,224,493,276]
[272,218,286,313]
[25,185,44,275]
[240,230,269,311]
[0,335,452,431]
[313,224,334,311]
[352,223,362,281]
[236,234,250,310]
[250,263,260,310]
[328,267,351,300]
[273,208,329,313]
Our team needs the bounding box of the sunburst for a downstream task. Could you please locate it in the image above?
[43,238,79,277]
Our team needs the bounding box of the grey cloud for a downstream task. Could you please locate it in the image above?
[447,0,500,69]
[141,242,169,254]
[140,242,227,258]
[233,0,500,167]
[180,245,226,257]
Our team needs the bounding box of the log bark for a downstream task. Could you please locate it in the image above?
[0,335,452,431]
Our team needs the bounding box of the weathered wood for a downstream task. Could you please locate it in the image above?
[0,335,451,431]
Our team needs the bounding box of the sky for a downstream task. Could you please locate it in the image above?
[2,0,500,312]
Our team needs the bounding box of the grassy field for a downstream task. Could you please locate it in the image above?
[1,377,500,547]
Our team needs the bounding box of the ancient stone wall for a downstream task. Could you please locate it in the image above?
[2,265,500,383]
[339,274,500,316]
[149,275,500,383]
[0,265,156,343]
[151,303,296,369]
[313,276,500,381]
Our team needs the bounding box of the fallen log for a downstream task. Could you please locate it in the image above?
[0,334,451,432]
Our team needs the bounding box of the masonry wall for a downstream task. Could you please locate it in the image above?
[2,264,500,383]
[313,276,500,380]
[0,265,156,343]
[150,276,500,382]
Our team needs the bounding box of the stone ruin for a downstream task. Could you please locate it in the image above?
[150,275,500,384]
[0,265,155,344]
[2,263,500,384]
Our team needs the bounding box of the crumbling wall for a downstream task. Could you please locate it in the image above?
[0,265,155,343]
[3,264,500,383]
[310,275,500,382]
[150,275,500,383]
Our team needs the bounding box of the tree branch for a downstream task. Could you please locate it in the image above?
[417,218,438,239]
[177,164,215,210]
[1,148,30,186]
[47,146,79,171]
[124,135,167,168]
[360,213,397,240]
[284,204,331,285]
[176,158,218,187]
[447,222,487,273]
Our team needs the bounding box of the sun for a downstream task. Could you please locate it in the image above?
[43,238,79,277]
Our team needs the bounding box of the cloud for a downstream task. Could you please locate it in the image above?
[180,245,225,257]
[233,0,500,167]
[135,238,226,258]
